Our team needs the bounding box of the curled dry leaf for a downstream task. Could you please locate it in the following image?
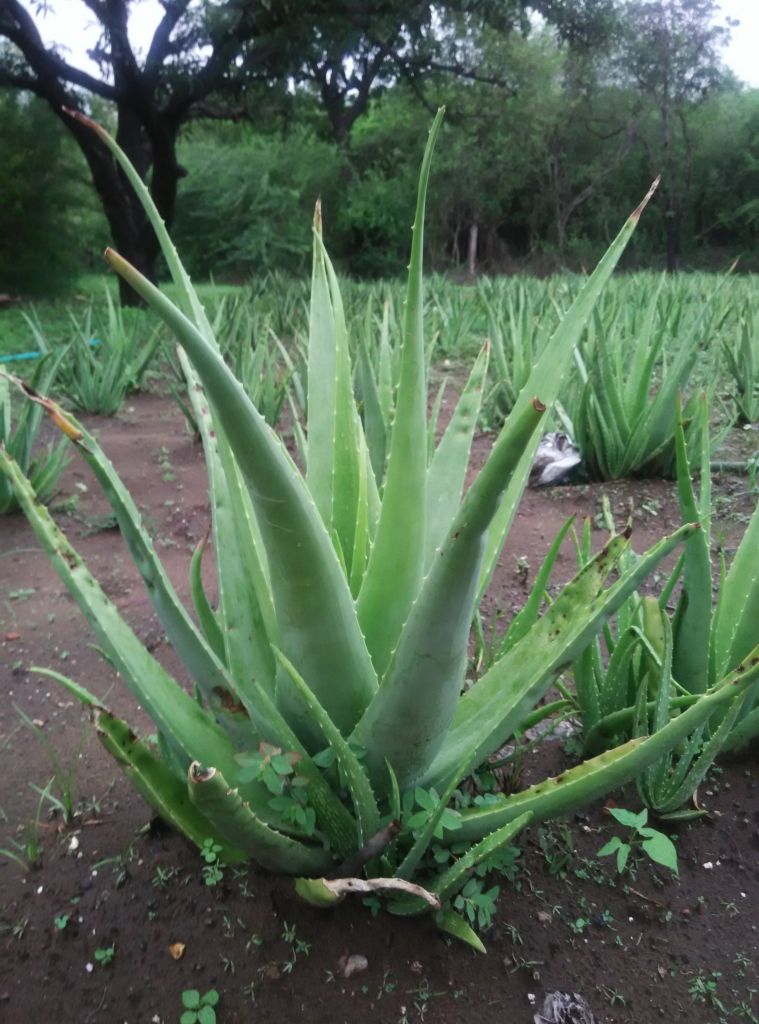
[168,942,185,960]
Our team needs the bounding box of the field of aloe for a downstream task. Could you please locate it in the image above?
[1,114,758,1023]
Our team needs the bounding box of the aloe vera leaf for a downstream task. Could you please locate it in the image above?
[354,397,545,789]
[389,812,533,917]
[598,625,641,723]
[583,692,700,756]
[424,342,490,566]
[189,527,227,664]
[320,237,380,564]
[592,311,630,441]
[377,297,395,431]
[242,681,358,859]
[349,439,372,597]
[452,660,759,844]
[434,810,533,901]
[713,502,759,681]
[476,178,660,603]
[356,330,387,487]
[629,277,666,418]
[272,648,380,845]
[76,112,371,729]
[426,378,448,464]
[651,702,739,813]
[12,391,256,737]
[722,689,759,753]
[65,110,211,337]
[0,447,263,787]
[188,763,331,875]
[395,756,470,881]
[357,109,445,678]
[423,524,697,789]
[499,515,575,657]
[634,602,675,803]
[105,251,378,741]
[178,348,277,696]
[435,910,487,953]
[670,397,713,693]
[306,214,363,572]
[92,709,246,862]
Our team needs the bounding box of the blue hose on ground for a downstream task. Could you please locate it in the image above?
[0,338,102,365]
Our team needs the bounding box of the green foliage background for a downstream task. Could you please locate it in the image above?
[0,93,108,296]
[2,17,759,291]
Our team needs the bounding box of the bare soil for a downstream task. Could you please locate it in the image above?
[1,391,757,1024]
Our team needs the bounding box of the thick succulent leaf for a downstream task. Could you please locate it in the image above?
[307,217,373,575]
[395,756,470,881]
[452,659,759,844]
[178,348,277,696]
[94,709,246,862]
[0,447,259,788]
[273,648,380,845]
[388,812,532,916]
[65,110,211,335]
[77,110,376,739]
[424,342,490,566]
[242,681,358,859]
[422,524,697,789]
[499,515,575,658]
[671,395,712,693]
[722,682,759,753]
[105,251,378,743]
[188,764,331,875]
[435,910,486,953]
[712,502,759,681]
[353,398,546,789]
[357,109,445,677]
[477,178,660,603]
[190,528,227,663]
[13,387,258,744]
[356,330,387,488]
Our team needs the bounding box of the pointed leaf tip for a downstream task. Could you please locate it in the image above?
[63,107,107,138]
[631,176,660,221]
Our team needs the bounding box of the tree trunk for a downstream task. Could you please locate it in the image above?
[664,204,681,272]
[467,222,479,278]
[63,110,181,305]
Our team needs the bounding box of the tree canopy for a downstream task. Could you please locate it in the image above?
[0,0,753,294]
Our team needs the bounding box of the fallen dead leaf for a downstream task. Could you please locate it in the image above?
[168,942,185,960]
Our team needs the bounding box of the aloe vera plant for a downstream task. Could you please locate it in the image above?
[3,111,755,951]
[0,342,68,515]
[57,290,163,415]
[560,280,724,480]
[723,304,759,424]
[576,398,759,815]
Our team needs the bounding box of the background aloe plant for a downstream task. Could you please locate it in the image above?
[2,110,757,951]
[722,303,759,425]
[0,340,68,515]
[575,399,759,816]
[55,290,163,415]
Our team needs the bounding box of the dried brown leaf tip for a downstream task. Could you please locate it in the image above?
[631,175,661,222]
[62,107,107,138]
[4,373,83,441]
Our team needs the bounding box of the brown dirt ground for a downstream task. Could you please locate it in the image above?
[1,390,757,1024]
